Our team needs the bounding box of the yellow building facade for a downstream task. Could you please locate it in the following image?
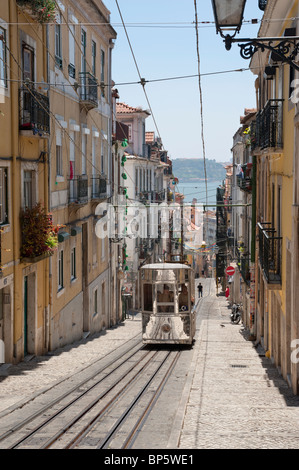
[0,0,118,363]
[0,0,52,362]
[250,0,299,393]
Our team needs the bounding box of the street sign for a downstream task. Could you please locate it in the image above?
[226,266,235,276]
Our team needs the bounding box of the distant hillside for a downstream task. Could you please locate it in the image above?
[172,158,227,182]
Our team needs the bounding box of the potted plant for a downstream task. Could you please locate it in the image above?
[17,0,56,23]
[20,203,62,261]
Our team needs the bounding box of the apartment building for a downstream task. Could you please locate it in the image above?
[0,0,118,362]
[115,102,172,310]
[48,0,117,349]
[249,0,299,393]
[0,0,53,362]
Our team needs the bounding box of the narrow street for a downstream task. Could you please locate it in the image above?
[0,278,299,449]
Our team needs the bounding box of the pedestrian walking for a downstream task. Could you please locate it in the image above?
[197,282,203,298]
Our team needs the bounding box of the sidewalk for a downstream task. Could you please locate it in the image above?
[1,285,299,449]
[179,287,299,449]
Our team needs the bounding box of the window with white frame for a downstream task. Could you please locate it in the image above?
[68,23,76,78]
[0,168,8,225]
[92,40,96,76]
[100,49,105,97]
[55,13,62,69]
[82,133,87,175]
[56,129,63,176]
[23,170,35,209]
[58,249,64,291]
[0,25,7,88]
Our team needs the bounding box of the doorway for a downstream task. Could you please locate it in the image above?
[24,273,36,356]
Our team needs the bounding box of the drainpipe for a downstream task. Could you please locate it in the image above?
[251,155,257,263]
[9,1,19,360]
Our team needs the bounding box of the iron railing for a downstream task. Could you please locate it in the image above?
[251,99,283,150]
[91,176,107,199]
[68,175,88,204]
[237,252,250,286]
[258,222,282,284]
[19,86,50,134]
[79,72,98,108]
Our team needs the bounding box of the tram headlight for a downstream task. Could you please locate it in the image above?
[161,323,171,333]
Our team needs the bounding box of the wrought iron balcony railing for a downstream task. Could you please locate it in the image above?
[258,222,282,285]
[91,176,107,199]
[19,86,50,134]
[251,99,283,151]
[237,251,250,286]
[68,175,88,204]
[79,72,98,110]
[237,163,253,192]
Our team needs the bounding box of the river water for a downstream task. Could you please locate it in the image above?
[172,180,224,207]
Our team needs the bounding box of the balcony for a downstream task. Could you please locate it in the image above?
[91,176,107,199]
[68,175,88,204]
[251,99,283,151]
[79,72,98,110]
[237,163,252,192]
[237,251,250,286]
[19,86,50,135]
[258,222,282,286]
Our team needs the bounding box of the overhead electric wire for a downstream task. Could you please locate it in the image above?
[114,0,163,148]
[193,0,208,207]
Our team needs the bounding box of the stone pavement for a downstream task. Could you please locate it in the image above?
[0,318,142,416]
[178,280,299,449]
[1,279,299,449]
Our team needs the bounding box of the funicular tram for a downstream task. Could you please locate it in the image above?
[140,263,196,345]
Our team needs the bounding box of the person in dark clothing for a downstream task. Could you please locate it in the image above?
[197,283,203,298]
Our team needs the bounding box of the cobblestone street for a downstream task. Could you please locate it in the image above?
[1,278,299,449]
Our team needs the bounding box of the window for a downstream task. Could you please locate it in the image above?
[92,40,96,76]
[22,44,34,81]
[55,14,62,69]
[68,23,75,78]
[56,145,62,176]
[0,168,8,224]
[58,249,64,291]
[93,288,98,315]
[82,133,87,175]
[100,49,105,96]
[56,129,63,176]
[0,26,7,88]
[23,170,35,209]
[71,246,76,280]
[101,141,104,175]
[81,29,86,73]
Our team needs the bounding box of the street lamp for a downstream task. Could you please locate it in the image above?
[212,0,246,49]
[211,0,299,71]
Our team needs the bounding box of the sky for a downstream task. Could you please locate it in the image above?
[104,0,263,162]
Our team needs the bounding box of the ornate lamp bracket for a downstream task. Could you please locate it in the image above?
[228,36,299,72]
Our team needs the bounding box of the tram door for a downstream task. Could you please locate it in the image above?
[24,276,28,357]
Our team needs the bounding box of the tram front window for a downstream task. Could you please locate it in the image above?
[157,284,174,313]
[143,284,153,312]
[178,284,194,311]
[179,284,189,311]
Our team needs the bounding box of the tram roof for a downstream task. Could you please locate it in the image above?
[140,263,192,270]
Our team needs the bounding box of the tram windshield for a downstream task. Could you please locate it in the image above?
[178,284,190,311]
[157,284,174,313]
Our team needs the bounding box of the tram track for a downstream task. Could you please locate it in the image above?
[0,345,182,449]
[0,335,143,448]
